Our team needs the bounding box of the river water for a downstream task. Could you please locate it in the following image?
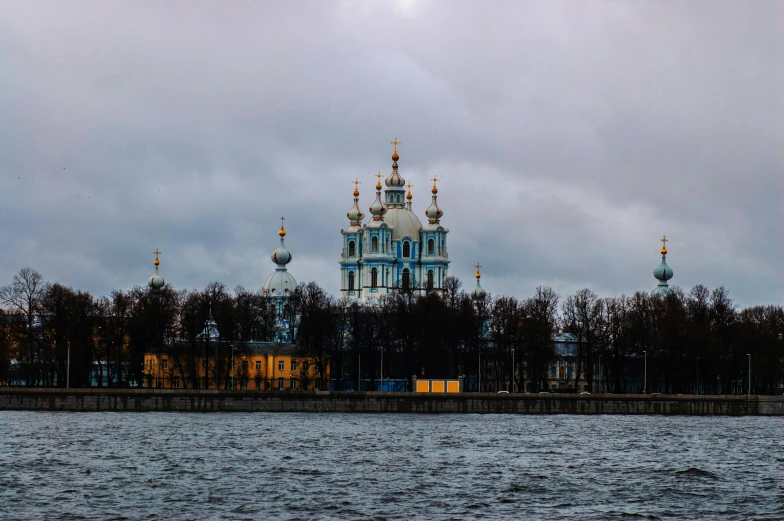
[0,412,781,520]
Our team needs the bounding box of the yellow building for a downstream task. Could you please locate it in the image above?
[142,342,328,391]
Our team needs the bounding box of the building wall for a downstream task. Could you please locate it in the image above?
[142,352,322,391]
[2,389,782,415]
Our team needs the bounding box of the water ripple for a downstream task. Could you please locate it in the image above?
[0,412,781,520]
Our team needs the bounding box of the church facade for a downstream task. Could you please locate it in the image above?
[339,139,450,302]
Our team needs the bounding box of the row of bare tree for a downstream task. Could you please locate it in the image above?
[1,267,782,393]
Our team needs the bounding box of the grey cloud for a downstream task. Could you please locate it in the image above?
[0,0,781,307]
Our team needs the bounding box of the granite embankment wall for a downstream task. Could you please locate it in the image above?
[1,388,782,415]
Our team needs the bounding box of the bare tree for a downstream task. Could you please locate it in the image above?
[0,268,48,385]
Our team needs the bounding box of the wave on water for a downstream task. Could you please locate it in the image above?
[674,467,718,479]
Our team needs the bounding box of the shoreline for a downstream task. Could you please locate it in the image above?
[1,388,782,415]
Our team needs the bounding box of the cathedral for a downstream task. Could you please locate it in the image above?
[340,139,450,302]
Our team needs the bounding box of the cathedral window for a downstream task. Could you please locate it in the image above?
[348,240,356,257]
[348,271,355,292]
[403,241,411,258]
[427,270,434,290]
[371,268,378,288]
[371,236,379,253]
[427,239,434,255]
[401,268,410,292]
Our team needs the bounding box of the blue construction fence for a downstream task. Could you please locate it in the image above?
[330,378,410,392]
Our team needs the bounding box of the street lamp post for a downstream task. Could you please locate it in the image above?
[231,344,235,390]
[511,348,515,393]
[696,357,700,395]
[747,353,751,396]
[643,350,647,394]
[599,355,604,393]
[380,345,383,392]
[478,352,482,393]
[358,352,361,392]
[67,341,71,389]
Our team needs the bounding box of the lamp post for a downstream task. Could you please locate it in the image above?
[643,350,647,394]
[598,354,602,394]
[747,353,751,396]
[696,357,700,395]
[380,345,383,392]
[230,344,235,390]
[511,347,515,393]
[67,341,71,389]
[478,352,482,393]
[358,352,361,392]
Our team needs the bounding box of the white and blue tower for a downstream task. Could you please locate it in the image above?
[471,263,486,301]
[652,235,674,295]
[263,217,297,341]
[339,139,450,302]
[148,248,165,289]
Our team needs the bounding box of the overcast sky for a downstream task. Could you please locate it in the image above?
[0,1,781,307]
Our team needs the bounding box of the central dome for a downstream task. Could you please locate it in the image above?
[383,206,423,240]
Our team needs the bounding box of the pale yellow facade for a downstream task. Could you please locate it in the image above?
[142,345,325,391]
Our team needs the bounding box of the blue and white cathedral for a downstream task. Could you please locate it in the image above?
[340,139,450,302]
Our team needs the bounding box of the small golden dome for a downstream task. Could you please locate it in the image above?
[431,174,439,194]
[661,246,667,255]
[278,216,286,237]
[154,258,160,266]
[406,183,413,200]
[353,188,360,197]
[376,172,382,190]
[390,137,401,162]
[660,235,668,255]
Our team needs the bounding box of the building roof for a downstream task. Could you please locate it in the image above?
[145,341,303,357]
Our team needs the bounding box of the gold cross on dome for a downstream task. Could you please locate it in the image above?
[661,235,668,248]
[353,178,361,188]
[377,172,382,182]
[475,262,482,271]
[431,175,439,187]
[407,182,414,193]
[153,248,161,258]
[390,137,401,152]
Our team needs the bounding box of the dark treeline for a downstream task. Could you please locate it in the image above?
[1,267,782,393]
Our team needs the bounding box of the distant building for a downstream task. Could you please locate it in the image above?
[340,139,450,302]
[142,342,325,391]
